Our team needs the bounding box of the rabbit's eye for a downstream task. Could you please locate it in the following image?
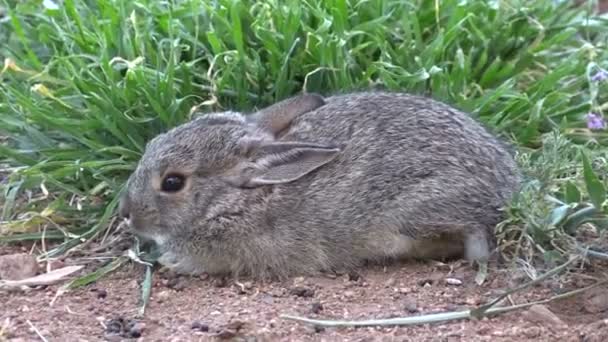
[161,173,185,192]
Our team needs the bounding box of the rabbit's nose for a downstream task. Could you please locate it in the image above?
[118,194,130,220]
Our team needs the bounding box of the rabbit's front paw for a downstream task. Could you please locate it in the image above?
[158,251,206,276]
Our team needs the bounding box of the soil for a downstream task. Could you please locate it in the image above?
[1,242,607,342]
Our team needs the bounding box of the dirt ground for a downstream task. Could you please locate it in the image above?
[1,241,607,342]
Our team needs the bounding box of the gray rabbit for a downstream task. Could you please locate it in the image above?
[119,91,521,279]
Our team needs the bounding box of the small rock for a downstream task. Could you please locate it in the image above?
[103,333,122,342]
[127,322,145,338]
[445,304,467,312]
[213,277,228,288]
[403,299,418,313]
[259,294,274,305]
[418,272,443,287]
[465,296,481,306]
[191,321,209,332]
[385,278,396,287]
[97,289,108,299]
[400,287,412,294]
[347,272,360,282]
[418,278,434,287]
[522,326,541,338]
[311,302,324,314]
[0,253,39,280]
[226,320,246,331]
[344,290,355,298]
[155,290,171,303]
[524,304,566,327]
[305,324,325,334]
[583,288,608,313]
[166,277,187,291]
[91,288,107,299]
[445,278,463,286]
[268,288,287,297]
[215,330,236,339]
[234,283,248,295]
[105,317,125,335]
[289,286,315,298]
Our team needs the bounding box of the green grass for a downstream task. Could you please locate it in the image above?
[1,0,607,271]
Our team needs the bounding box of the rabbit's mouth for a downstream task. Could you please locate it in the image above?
[122,216,169,247]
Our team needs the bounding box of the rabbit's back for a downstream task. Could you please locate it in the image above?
[270,91,520,263]
[282,92,519,200]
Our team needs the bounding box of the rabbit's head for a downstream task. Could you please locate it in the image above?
[118,93,339,247]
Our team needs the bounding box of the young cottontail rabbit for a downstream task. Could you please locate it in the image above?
[119,91,521,279]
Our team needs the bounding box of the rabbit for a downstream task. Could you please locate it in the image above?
[118,91,521,280]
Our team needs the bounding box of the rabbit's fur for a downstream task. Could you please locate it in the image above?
[119,91,521,279]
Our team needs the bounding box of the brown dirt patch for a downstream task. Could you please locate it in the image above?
[1,243,607,342]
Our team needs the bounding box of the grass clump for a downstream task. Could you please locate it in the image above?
[0,0,607,272]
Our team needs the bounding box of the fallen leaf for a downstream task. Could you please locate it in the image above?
[0,265,84,291]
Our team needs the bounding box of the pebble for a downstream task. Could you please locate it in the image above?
[524,304,566,328]
[289,286,315,298]
[344,290,355,298]
[311,302,324,314]
[398,287,410,294]
[215,330,236,339]
[465,296,481,306]
[155,290,171,303]
[347,272,361,282]
[259,294,275,305]
[105,317,124,335]
[103,317,146,338]
[166,277,187,291]
[403,298,418,313]
[213,277,229,288]
[103,333,122,342]
[306,325,325,334]
[445,278,463,286]
[522,326,541,338]
[226,320,245,331]
[128,322,145,338]
[191,321,209,332]
[90,288,107,299]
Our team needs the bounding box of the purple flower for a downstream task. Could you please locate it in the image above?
[591,68,608,82]
[587,112,606,130]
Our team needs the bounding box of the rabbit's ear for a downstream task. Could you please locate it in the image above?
[223,141,341,188]
[247,94,325,135]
